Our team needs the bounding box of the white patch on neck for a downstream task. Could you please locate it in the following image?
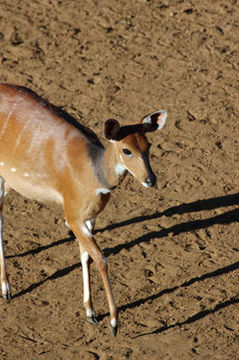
[115,162,127,175]
[96,188,111,195]
[115,155,128,176]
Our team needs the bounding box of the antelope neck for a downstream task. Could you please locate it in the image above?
[103,143,127,188]
[88,142,123,190]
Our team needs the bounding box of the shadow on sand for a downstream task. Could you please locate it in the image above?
[9,192,239,334]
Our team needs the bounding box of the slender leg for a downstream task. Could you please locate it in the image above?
[0,176,11,300]
[79,242,98,325]
[68,218,118,336]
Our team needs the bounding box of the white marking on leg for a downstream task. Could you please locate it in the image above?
[0,162,4,166]
[65,220,70,228]
[81,251,90,303]
[1,281,10,298]
[81,224,93,238]
[85,220,93,232]
[111,318,117,328]
[23,173,29,177]
[11,168,16,172]
[86,308,94,318]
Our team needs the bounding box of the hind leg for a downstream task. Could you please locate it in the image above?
[0,176,11,300]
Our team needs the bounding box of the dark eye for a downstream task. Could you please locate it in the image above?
[122,148,132,156]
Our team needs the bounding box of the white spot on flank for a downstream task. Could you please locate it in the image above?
[0,162,4,166]
[11,168,16,172]
[23,173,29,177]
[96,188,111,195]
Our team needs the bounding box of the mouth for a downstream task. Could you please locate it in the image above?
[142,182,151,188]
[142,180,156,188]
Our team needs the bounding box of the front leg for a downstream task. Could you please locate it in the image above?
[79,238,98,325]
[66,214,118,336]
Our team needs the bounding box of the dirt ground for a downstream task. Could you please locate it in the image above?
[0,0,239,359]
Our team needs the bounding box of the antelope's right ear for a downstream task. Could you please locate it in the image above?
[103,119,121,141]
[142,110,167,132]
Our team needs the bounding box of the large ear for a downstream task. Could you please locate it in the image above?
[103,119,121,141]
[141,110,167,132]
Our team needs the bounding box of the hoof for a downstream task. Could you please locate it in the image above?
[110,318,118,337]
[2,282,11,302]
[87,315,99,325]
[86,309,99,325]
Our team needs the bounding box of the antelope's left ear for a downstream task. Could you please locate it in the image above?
[103,118,121,141]
[141,110,167,132]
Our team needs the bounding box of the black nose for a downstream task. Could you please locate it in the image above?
[146,173,156,187]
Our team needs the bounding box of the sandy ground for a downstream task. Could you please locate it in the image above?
[0,0,239,359]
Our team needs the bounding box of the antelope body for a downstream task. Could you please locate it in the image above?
[0,84,167,335]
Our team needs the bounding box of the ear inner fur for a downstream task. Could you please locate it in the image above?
[103,119,120,140]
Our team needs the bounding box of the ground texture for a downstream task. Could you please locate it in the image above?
[0,0,239,359]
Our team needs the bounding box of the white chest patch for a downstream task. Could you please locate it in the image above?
[95,188,111,195]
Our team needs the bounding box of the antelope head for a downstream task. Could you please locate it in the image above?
[103,110,167,188]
